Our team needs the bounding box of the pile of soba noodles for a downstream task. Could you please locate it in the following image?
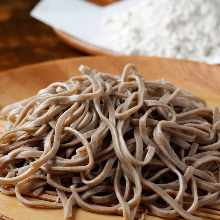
[0,64,220,220]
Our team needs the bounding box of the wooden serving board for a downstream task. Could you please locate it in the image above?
[0,56,220,220]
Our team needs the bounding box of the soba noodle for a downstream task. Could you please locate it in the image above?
[0,64,220,220]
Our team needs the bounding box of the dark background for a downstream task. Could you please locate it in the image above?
[0,0,118,72]
[0,0,87,72]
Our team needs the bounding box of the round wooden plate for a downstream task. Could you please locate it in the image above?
[0,56,219,109]
[0,56,220,220]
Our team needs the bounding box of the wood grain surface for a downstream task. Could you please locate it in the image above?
[88,0,119,6]
[0,0,119,72]
[0,56,219,109]
[0,0,87,72]
[0,56,220,220]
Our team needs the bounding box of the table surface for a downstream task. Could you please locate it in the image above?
[0,0,118,72]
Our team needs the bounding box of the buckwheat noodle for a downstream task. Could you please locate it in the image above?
[0,64,220,220]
